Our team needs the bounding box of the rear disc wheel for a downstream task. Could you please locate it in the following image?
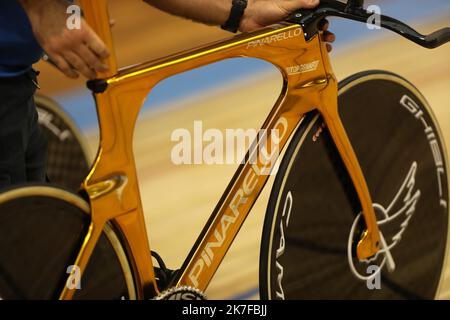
[0,185,136,299]
[35,94,91,191]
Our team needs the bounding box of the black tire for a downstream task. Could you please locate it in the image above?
[35,94,91,191]
[260,71,450,299]
[0,185,136,299]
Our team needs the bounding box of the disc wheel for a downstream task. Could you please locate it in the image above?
[35,94,91,191]
[260,71,450,299]
[0,185,136,299]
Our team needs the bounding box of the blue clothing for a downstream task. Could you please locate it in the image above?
[0,1,43,77]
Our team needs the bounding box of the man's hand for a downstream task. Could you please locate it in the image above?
[241,0,335,51]
[19,0,110,79]
[319,19,335,52]
[240,0,319,32]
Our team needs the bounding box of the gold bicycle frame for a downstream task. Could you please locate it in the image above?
[60,0,381,299]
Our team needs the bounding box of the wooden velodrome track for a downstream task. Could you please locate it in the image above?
[36,1,450,299]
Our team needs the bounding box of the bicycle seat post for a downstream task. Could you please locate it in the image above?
[79,0,118,78]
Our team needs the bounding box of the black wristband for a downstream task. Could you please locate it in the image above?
[221,0,248,33]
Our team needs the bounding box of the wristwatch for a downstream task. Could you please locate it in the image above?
[221,0,248,33]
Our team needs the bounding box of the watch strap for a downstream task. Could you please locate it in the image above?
[221,0,248,33]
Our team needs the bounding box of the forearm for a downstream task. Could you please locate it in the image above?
[17,0,66,12]
[17,0,46,17]
[143,0,234,26]
[17,0,69,25]
[143,0,322,32]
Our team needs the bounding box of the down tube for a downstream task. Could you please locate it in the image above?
[176,82,331,291]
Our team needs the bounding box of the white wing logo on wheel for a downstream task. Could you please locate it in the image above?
[347,162,421,281]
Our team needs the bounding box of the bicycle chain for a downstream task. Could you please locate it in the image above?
[154,286,207,300]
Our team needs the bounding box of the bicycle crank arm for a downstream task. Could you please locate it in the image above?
[289,0,450,49]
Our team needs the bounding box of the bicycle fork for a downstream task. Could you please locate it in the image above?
[316,74,381,260]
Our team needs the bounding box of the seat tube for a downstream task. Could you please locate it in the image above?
[79,0,118,77]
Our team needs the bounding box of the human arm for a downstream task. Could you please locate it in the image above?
[18,0,110,79]
[143,0,334,50]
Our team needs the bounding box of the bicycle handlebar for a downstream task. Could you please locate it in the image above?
[288,0,450,49]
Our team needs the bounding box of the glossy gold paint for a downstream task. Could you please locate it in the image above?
[61,2,381,299]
